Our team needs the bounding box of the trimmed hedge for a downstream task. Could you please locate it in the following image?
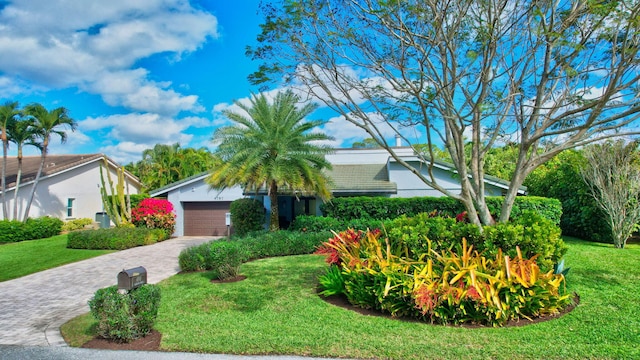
[0,217,64,243]
[178,230,332,279]
[290,215,386,233]
[88,284,161,342]
[67,227,169,250]
[320,196,562,225]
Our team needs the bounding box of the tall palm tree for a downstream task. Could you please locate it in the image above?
[206,90,334,231]
[7,117,42,220]
[0,101,21,218]
[140,143,183,190]
[22,103,77,221]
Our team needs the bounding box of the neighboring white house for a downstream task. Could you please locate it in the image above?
[0,154,142,222]
[151,147,526,237]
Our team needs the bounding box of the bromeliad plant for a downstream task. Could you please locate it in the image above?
[317,229,572,326]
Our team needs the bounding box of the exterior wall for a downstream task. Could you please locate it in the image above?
[389,161,504,198]
[165,178,244,236]
[0,161,140,222]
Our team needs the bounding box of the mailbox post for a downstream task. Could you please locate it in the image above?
[117,266,147,292]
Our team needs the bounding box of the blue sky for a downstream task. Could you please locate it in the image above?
[0,0,374,164]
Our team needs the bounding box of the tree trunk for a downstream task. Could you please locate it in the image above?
[13,148,23,221]
[1,132,8,219]
[23,147,47,222]
[268,181,279,232]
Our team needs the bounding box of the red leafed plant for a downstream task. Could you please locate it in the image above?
[315,228,364,265]
[131,198,176,235]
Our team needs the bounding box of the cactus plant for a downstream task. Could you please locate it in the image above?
[99,156,132,227]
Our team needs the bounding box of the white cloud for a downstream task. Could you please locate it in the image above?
[73,111,214,163]
[0,0,218,115]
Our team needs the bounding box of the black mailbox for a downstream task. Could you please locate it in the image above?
[117,266,147,291]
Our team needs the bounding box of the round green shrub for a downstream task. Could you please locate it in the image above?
[88,284,161,342]
[230,198,265,236]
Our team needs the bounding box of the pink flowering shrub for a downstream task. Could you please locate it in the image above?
[132,198,176,236]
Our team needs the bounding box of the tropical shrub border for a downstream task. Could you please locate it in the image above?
[316,228,573,326]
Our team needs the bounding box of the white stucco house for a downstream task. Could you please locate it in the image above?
[0,154,142,222]
[151,147,525,237]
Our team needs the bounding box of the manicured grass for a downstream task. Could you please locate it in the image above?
[64,237,640,359]
[0,234,113,282]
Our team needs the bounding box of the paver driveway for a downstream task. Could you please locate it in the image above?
[0,236,214,346]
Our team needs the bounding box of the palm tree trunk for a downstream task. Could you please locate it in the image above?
[1,134,8,219]
[23,147,46,222]
[269,181,279,231]
[12,147,23,220]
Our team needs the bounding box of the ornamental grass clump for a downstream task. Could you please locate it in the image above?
[317,228,573,326]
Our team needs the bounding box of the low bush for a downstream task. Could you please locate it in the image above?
[0,220,26,243]
[88,284,161,342]
[23,217,64,240]
[62,218,94,232]
[178,230,333,277]
[317,229,572,326]
[230,198,265,236]
[67,227,168,250]
[0,216,63,243]
[236,230,333,260]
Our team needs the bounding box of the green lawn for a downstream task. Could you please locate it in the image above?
[64,237,640,359]
[0,235,113,282]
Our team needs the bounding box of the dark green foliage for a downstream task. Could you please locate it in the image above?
[0,220,26,243]
[483,212,567,271]
[485,196,563,225]
[320,196,562,224]
[177,243,209,272]
[385,212,566,272]
[0,216,63,243]
[178,230,333,275]
[317,265,345,296]
[88,284,161,342]
[230,198,265,236]
[321,196,463,219]
[128,194,148,210]
[290,215,385,233]
[386,215,482,255]
[67,227,168,250]
[23,216,64,240]
[235,230,331,260]
[207,241,247,280]
[525,150,611,242]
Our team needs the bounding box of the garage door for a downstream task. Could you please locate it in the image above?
[183,202,232,236]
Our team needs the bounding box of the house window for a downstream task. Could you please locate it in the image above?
[67,198,75,218]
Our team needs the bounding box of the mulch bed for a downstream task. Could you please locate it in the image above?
[80,275,579,351]
[82,330,162,351]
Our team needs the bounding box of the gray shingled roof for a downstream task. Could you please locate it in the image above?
[327,164,396,194]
